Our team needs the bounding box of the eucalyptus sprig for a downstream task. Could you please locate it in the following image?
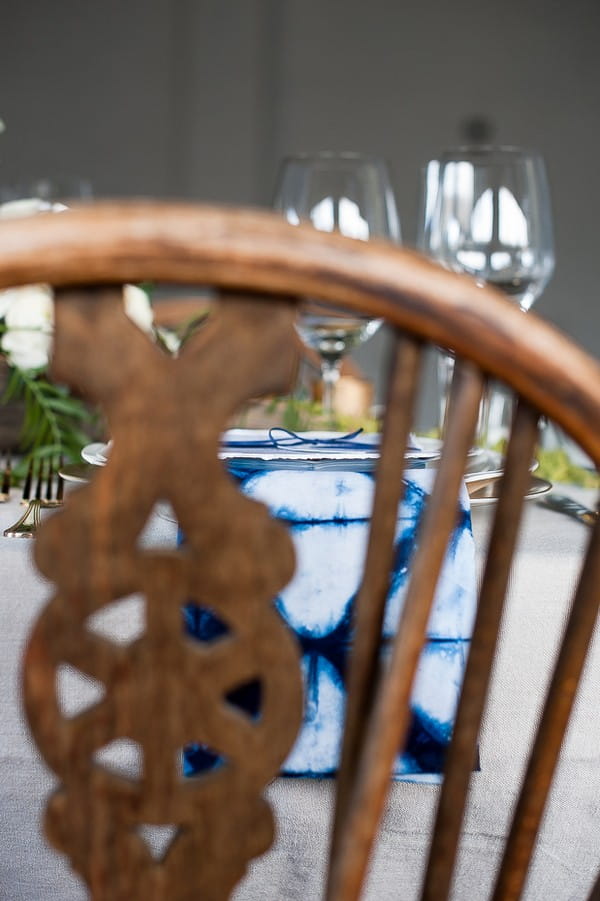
[239,394,380,434]
[535,447,600,489]
[0,281,155,473]
[3,366,96,471]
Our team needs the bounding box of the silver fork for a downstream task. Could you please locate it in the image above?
[537,492,599,527]
[0,450,11,503]
[4,458,64,538]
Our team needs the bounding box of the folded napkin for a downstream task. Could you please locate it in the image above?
[183,451,476,782]
[220,427,440,465]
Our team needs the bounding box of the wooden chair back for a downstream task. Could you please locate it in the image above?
[1,203,599,901]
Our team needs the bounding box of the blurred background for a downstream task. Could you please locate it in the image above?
[1,0,599,381]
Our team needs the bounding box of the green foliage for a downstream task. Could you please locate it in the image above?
[3,367,96,471]
[239,397,599,489]
[535,447,600,488]
[485,437,599,487]
[175,308,212,348]
[249,395,381,434]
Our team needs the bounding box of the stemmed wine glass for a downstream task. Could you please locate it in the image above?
[419,146,555,445]
[0,176,93,209]
[273,152,401,415]
[0,176,93,221]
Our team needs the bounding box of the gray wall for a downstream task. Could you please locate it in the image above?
[2,0,599,368]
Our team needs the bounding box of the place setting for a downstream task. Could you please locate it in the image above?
[3,145,592,560]
[3,0,600,892]
[70,432,546,503]
[34,144,589,793]
[0,149,598,901]
[63,146,558,511]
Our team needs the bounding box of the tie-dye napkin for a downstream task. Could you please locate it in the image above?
[183,460,476,782]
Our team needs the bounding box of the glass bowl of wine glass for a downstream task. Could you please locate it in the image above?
[273,151,401,415]
[420,145,554,311]
[418,145,555,447]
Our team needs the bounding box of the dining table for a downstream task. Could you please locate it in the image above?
[1,480,599,900]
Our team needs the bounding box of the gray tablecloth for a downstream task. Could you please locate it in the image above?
[1,488,599,900]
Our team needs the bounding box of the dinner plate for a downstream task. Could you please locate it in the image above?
[81,431,444,473]
[469,475,552,507]
[79,438,507,481]
[220,429,442,462]
[81,442,110,466]
[65,457,551,511]
[58,463,179,525]
[59,463,95,484]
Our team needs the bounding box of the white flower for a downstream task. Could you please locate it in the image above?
[1,284,53,370]
[3,284,53,331]
[123,284,154,334]
[0,283,153,372]
[0,288,16,320]
[0,198,56,218]
[2,328,53,371]
[156,325,180,355]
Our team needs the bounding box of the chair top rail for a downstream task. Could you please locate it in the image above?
[0,201,599,464]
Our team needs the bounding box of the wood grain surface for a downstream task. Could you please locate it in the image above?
[0,203,598,462]
[23,286,303,900]
[0,203,596,900]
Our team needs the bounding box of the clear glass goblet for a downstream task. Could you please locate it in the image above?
[273,152,401,415]
[0,175,93,214]
[419,146,555,447]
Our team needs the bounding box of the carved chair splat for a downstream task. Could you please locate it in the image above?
[0,202,597,900]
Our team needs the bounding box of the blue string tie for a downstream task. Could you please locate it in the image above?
[221,427,382,451]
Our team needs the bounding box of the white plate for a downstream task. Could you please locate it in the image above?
[80,437,502,478]
[464,451,538,482]
[81,442,110,466]
[82,431,443,472]
[220,429,443,464]
[59,463,94,484]
[469,475,552,507]
[76,441,548,511]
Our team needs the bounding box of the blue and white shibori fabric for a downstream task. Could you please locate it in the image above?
[183,464,476,782]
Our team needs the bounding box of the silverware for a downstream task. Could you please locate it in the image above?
[4,459,64,538]
[536,492,599,527]
[4,498,43,538]
[20,459,34,505]
[0,450,11,502]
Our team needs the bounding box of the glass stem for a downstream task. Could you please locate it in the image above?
[477,383,491,448]
[321,356,342,418]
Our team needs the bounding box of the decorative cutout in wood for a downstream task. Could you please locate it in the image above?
[23,287,304,900]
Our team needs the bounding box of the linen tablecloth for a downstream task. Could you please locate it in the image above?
[1,488,598,900]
